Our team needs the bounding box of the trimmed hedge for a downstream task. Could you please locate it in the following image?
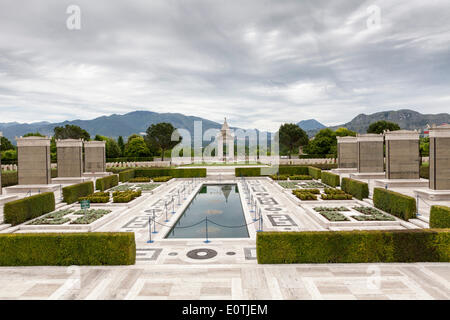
[308,166,321,179]
[321,171,340,187]
[96,174,119,191]
[119,169,136,182]
[4,192,55,226]
[62,181,94,204]
[373,188,416,220]
[257,230,450,264]
[279,166,309,176]
[1,171,18,187]
[430,206,450,228]
[135,168,206,178]
[0,232,136,266]
[235,167,260,177]
[341,178,369,200]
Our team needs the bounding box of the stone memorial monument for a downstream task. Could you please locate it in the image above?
[374,130,427,187]
[350,133,385,180]
[332,136,358,174]
[415,124,450,200]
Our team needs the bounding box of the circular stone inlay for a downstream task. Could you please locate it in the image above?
[186,248,218,260]
[226,251,236,256]
[168,252,178,256]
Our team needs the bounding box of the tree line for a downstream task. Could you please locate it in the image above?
[278,120,429,158]
[1,123,179,162]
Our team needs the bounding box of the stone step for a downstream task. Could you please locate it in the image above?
[0,224,11,232]
[0,225,20,233]
[417,215,430,224]
[408,218,429,229]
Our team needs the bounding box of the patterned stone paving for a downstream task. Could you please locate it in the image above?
[0,263,447,300]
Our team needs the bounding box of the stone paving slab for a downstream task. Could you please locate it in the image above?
[0,263,447,300]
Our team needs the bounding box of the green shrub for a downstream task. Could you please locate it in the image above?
[1,171,18,187]
[321,172,340,187]
[290,175,312,180]
[309,163,338,170]
[278,166,309,176]
[257,229,450,264]
[235,167,261,177]
[118,169,136,182]
[430,206,450,228]
[292,189,318,200]
[152,176,172,182]
[4,192,55,226]
[269,174,289,180]
[341,178,369,200]
[62,181,94,204]
[96,174,119,191]
[79,192,110,203]
[135,168,206,178]
[113,190,142,203]
[51,168,58,178]
[129,177,151,183]
[420,165,429,179]
[0,232,136,266]
[308,166,322,179]
[373,188,417,220]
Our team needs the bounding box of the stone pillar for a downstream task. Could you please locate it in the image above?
[385,130,420,179]
[217,135,223,161]
[337,136,357,168]
[16,136,51,185]
[56,139,83,177]
[84,141,106,173]
[429,124,450,190]
[357,134,384,173]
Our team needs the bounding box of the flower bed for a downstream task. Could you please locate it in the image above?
[27,208,112,225]
[299,181,327,189]
[318,211,349,221]
[352,206,395,221]
[70,209,112,224]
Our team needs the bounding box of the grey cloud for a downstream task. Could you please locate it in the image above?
[0,0,449,130]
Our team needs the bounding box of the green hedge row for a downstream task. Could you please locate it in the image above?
[4,192,55,226]
[62,181,94,204]
[279,166,309,175]
[257,230,450,264]
[96,174,119,191]
[134,168,206,178]
[235,167,261,177]
[308,166,322,179]
[321,171,340,187]
[0,232,136,266]
[1,171,18,187]
[373,188,416,220]
[118,169,136,182]
[341,178,369,200]
[430,206,450,228]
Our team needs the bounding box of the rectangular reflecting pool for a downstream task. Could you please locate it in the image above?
[165,184,249,239]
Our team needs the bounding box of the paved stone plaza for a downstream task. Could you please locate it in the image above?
[0,166,449,300]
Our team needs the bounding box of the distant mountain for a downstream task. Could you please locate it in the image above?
[329,109,450,133]
[297,119,326,131]
[0,111,227,143]
[302,109,450,136]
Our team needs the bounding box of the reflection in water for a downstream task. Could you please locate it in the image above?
[166,184,249,239]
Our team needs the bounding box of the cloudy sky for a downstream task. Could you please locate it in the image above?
[0,0,449,131]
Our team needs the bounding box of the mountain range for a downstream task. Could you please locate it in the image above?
[0,109,449,143]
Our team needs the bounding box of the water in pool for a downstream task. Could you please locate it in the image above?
[165,184,249,239]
